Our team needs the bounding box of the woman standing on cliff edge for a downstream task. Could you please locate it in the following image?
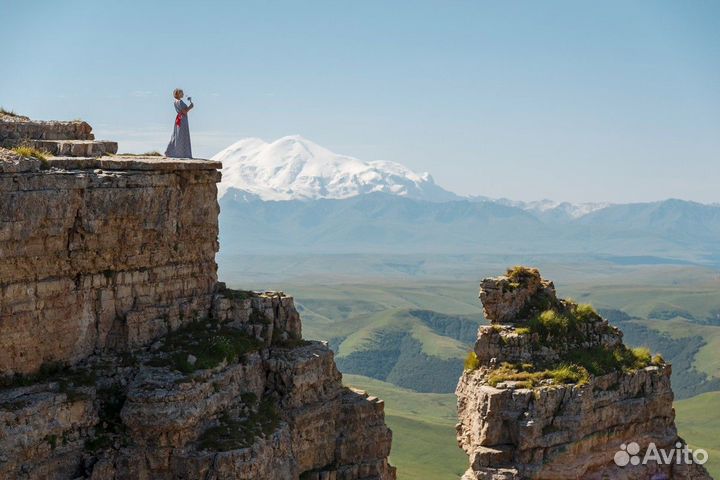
[165,88,194,158]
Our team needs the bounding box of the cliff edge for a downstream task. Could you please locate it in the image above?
[456,267,712,480]
[0,115,395,480]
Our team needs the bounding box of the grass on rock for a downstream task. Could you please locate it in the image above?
[483,300,659,387]
[11,146,51,168]
[197,398,280,451]
[0,107,21,117]
[525,302,600,340]
[487,346,659,388]
[148,320,262,374]
[464,351,480,371]
[0,361,96,397]
[487,362,588,388]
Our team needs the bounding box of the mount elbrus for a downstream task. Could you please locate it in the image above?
[0,113,395,480]
[456,267,711,480]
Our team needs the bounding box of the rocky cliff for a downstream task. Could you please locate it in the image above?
[456,267,712,480]
[0,114,395,480]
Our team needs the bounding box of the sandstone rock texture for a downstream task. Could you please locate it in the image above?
[0,150,220,376]
[0,117,395,480]
[456,267,712,480]
[0,112,117,156]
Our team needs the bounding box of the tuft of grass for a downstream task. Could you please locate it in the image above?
[524,302,600,340]
[505,266,541,290]
[487,362,589,388]
[565,345,654,376]
[506,265,540,282]
[515,327,531,335]
[537,310,571,335]
[629,347,652,368]
[574,303,599,322]
[0,107,20,117]
[464,351,480,371]
[12,145,49,161]
[551,364,588,385]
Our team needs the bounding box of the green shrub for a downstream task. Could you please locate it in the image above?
[515,327,531,335]
[527,309,572,338]
[506,265,539,282]
[566,345,653,376]
[505,266,540,289]
[551,364,589,385]
[524,301,599,341]
[628,347,652,369]
[574,303,598,322]
[464,351,480,371]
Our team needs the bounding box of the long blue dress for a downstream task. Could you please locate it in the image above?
[165,99,192,158]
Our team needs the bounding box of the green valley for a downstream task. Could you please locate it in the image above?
[223,256,720,479]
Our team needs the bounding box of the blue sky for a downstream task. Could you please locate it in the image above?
[2,0,718,203]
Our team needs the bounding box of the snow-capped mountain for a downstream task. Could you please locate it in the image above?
[212,135,459,202]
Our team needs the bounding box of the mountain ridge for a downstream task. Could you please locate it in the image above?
[213,135,717,221]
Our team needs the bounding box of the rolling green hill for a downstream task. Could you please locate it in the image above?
[332,308,481,392]
[343,374,466,480]
[224,258,720,478]
[675,391,720,479]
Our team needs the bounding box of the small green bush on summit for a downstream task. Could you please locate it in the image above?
[574,303,599,322]
[506,265,540,289]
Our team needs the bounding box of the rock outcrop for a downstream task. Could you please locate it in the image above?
[0,116,395,480]
[456,267,712,480]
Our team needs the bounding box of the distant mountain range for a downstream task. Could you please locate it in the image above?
[213,136,720,261]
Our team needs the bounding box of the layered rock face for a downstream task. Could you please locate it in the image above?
[0,117,395,480]
[0,151,220,376]
[456,267,711,480]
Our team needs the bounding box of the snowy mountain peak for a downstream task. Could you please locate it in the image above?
[212,135,459,202]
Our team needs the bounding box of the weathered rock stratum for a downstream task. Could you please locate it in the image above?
[0,115,395,480]
[456,267,712,480]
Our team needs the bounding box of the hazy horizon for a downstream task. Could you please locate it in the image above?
[2,0,719,204]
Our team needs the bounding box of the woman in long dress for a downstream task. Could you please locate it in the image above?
[165,88,194,158]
